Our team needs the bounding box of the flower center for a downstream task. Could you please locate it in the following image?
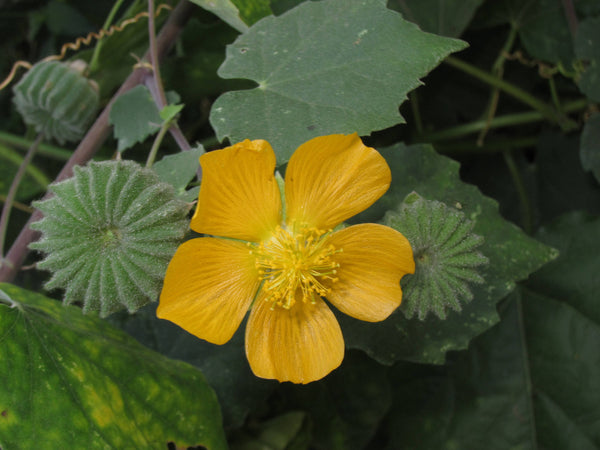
[251,226,341,310]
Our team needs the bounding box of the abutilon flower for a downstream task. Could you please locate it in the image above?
[158,134,415,384]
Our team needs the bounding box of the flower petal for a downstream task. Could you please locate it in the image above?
[191,139,281,242]
[285,134,390,230]
[245,295,344,384]
[157,237,260,345]
[326,223,415,322]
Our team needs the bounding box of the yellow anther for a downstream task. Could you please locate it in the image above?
[252,225,342,310]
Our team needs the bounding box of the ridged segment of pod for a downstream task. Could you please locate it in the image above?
[384,192,488,320]
[30,160,190,317]
[12,60,99,144]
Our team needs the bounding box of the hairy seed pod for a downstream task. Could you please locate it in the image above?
[30,160,191,317]
[384,192,488,320]
[12,60,99,144]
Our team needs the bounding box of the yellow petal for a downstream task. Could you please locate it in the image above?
[157,237,260,345]
[326,223,415,322]
[285,134,390,230]
[191,139,281,242]
[245,295,344,384]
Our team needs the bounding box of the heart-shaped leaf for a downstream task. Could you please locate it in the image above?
[210,0,467,163]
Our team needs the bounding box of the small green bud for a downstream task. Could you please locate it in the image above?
[12,60,99,144]
[384,192,488,320]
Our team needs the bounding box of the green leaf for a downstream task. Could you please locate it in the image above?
[384,212,600,448]
[153,146,205,199]
[580,114,600,184]
[388,0,485,38]
[276,351,392,450]
[475,0,573,65]
[210,0,467,164]
[189,0,272,31]
[0,283,227,450]
[339,143,557,365]
[159,103,184,123]
[535,129,600,222]
[109,85,161,152]
[110,305,276,429]
[575,16,600,102]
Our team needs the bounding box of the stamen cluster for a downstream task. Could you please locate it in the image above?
[251,226,340,309]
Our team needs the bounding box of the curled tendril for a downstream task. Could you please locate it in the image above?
[0,3,173,91]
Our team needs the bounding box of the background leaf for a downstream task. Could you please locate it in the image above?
[339,143,557,365]
[111,305,276,429]
[210,0,467,163]
[189,0,273,32]
[383,212,600,449]
[153,145,205,200]
[389,0,485,38]
[580,113,600,184]
[0,283,227,450]
[575,16,600,102]
[109,85,162,152]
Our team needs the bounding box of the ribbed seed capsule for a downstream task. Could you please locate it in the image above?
[384,192,488,320]
[12,60,99,144]
[30,160,190,317]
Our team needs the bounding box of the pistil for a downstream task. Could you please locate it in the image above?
[251,226,341,309]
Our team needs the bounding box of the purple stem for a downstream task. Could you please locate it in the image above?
[0,0,196,283]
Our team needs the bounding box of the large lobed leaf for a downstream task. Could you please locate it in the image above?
[0,283,226,450]
[339,143,557,365]
[384,212,600,448]
[210,0,467,163]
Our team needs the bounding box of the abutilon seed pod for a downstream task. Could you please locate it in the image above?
[385,192,488,320]
[30,160,191,317]
[12,60,99,144]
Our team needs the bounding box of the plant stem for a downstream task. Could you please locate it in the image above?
[445,56,567,126]
[0,131,71,160]
[145,0,191,152]
[421,98,587,142]
[409,90,423,136]
[477,25,519,145]
[435,136,537,155]
[0,142,51,188]
[0,196,34,214]
[148,0,168,109]
[0,133,43,261]
[89,0,127,73]
[0,0,195,283]
[561,0,578,37]
[146,122,170,168]
[503,150,533,234]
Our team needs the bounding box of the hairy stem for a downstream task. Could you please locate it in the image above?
[0,0,195,283]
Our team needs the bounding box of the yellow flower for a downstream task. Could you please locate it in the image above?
[157,134,415,384]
